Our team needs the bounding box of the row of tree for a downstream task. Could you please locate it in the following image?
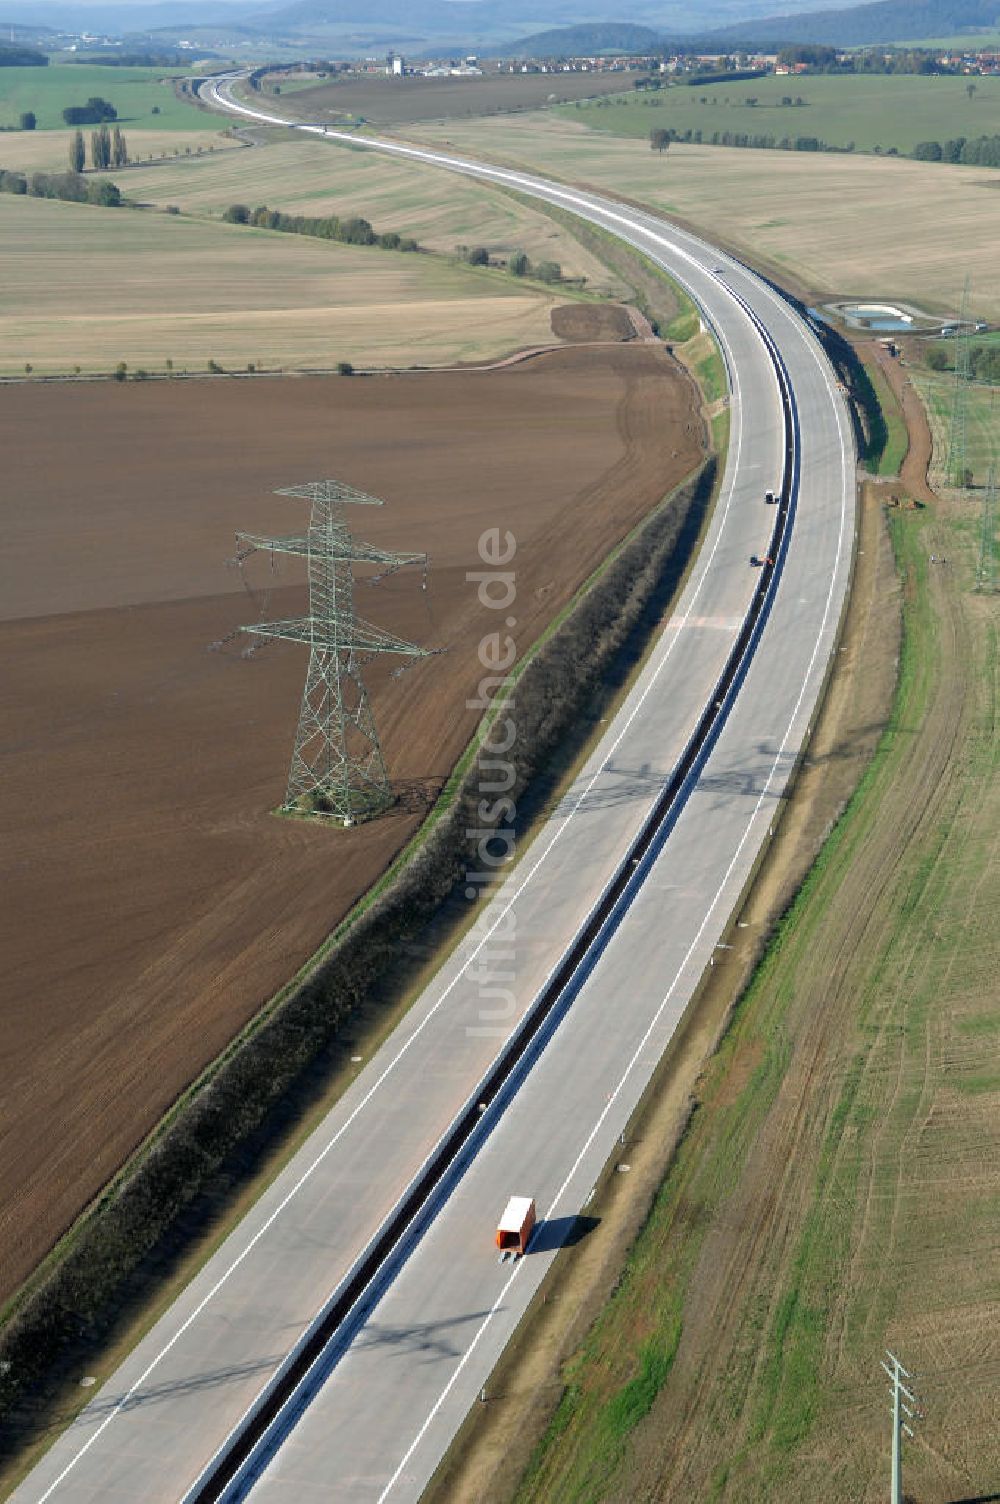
[69,126,128,172]
[0,41,46,66]
[927,342,1000,383]
[650,124,846,152]
[222,203,420,251]
[456,244,561,281]
[914,134,1000,166]
[0,166,121,206]
[648,123,1000,164]
[774,44,973,75]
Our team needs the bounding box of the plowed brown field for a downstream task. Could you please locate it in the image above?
[0,346,702,1304]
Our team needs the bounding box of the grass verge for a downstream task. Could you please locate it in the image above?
[860,359,908,475]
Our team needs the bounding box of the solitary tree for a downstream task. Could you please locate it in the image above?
[650,127,670,152]
[69,129,85,174]
[19,111,36,131]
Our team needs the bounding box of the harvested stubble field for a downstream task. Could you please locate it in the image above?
[0,194,566,375]
[259,70,634,127]
[408,114,1000,322]
[106,137,618,290]
[0,127,240,174]
[0,340,704,1306]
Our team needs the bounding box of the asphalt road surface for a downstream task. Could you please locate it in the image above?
[11,78,855,1504]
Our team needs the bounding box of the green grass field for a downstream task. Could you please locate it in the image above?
[861,361,908,475]
[0,193,564,374]
[0,63,202,131]
[560,72,1000,156]
[912,370,1000,487]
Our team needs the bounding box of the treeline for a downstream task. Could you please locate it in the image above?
[651,123,851,152]
[648,121,1000,164]
[0,167,121,206]
[69,51,212,66]
[775,43,959,74]
[914,134,1000,166]
[0,459,715,1456]
[223,202,419,251]
[0,41,47,66]
[684,67,763,87]
[929,342,1000,383]
[457,243,561,280]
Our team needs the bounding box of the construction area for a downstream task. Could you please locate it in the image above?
[0,339,704,1307]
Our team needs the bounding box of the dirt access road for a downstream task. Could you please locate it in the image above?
[857,334,937,505]
[0,340,702,1306]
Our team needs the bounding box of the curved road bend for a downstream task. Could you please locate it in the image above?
[11,78,855,1504]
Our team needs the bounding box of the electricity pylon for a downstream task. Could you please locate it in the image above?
[882,1350,920,1504]
[239,479,430,825]
[947,276,972,488]
[977,465,997,592]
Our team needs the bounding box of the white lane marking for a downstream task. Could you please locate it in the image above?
[31,86,776,1504]
[374,304,853,1504]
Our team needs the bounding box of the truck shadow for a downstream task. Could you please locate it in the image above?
[529,1214,600,1255]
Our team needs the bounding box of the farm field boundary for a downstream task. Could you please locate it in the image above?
[406,113,1000,324]
[559,71,1000,157]
[0,191,567,376]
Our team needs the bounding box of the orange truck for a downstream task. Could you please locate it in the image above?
[496,1196,536,1256]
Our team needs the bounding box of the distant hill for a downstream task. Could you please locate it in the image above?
[254,0,589,31]
[1,0,985,53]
[709,0,1000,47]
[505,22,666,56]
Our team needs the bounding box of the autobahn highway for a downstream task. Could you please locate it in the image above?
[10,77,856,1504]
